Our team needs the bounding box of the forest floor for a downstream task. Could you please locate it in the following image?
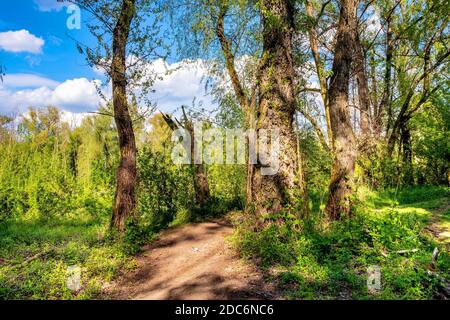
[106,187,450,300]
[424,202,450,245]
[1,187,448,300]
[107,219,282,300]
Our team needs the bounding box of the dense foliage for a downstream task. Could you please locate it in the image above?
[0,0,449,300]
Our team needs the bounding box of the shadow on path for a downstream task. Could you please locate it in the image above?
[108,220,280,300]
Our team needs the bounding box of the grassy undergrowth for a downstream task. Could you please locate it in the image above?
[0,212,141,299]
[1,186,448,300]
[232,186,450,300]
[0,199,233,300]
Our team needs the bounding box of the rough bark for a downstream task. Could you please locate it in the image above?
[325,0,358,220]
[245,95,257,209]
[214,0,308,216]
[369,51,378,132]
[251,0,308,216]
[110,0,137,232]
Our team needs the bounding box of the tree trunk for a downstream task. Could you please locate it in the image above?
[110,0,137,232]
[161,110,210,208]
[378,19,393,138]
[305,0,333,146]
[245,103,256,209]
[251,0,308,216]
[193,164,210,206]
[325,0,358,220]
[186,111,210,207]
[216,4,255,212]
[354,32,370,139]
[400,124,414,186]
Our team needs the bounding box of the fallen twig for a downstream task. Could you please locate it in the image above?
[395,249,419,254]
[5,249,54,269]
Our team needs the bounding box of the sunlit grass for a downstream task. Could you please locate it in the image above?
[0,211,136,299]
[233,186,450,300]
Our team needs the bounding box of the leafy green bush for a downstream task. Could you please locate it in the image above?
[233,186,450,299]
[138,147,194,230]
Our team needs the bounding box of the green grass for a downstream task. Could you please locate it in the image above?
[2,185,449,300]
[232,186,450,300]
[0,214,137,300]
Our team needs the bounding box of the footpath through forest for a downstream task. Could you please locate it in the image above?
[108,197,450,300]
[108,219,281,300]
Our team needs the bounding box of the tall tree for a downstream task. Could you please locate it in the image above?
[386,4,450,156]
[74,0,164,231]
[251,0,308,216]
[215,1,258,210]
[325,0,358,220]
[305,0,333,147]
[110,0,138,231]
[176,0,308,216]
[354,30,371,139]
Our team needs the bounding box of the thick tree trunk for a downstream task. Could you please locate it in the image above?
[245,105,256,209]
[193,164,210,206]
[325,0,358,220]
[251,0,308,216]
[110,0,137,232]
[369,51,379,133]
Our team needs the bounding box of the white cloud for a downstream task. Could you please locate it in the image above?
[0,30,45,54]
[0,59,216,119]
[52,78,102,110]
[0,78,105,114]
[2,73,60,89]
[367,16,382,34]
[92,58,214,113]
[33,0,66,12]
[148,59,214,113]
[365,7,382,35]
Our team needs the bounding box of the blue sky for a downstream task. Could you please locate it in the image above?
[0,0,211,117]
[0,0,96,82]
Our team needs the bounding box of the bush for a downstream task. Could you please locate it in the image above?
[137,147,194,231]
[232,187,450,299]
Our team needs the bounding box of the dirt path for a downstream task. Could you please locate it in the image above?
[108,219,281,300]
[424,202,450,246]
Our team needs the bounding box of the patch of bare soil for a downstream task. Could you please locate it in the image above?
[424,203,450,246]
[107,219,282,300]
